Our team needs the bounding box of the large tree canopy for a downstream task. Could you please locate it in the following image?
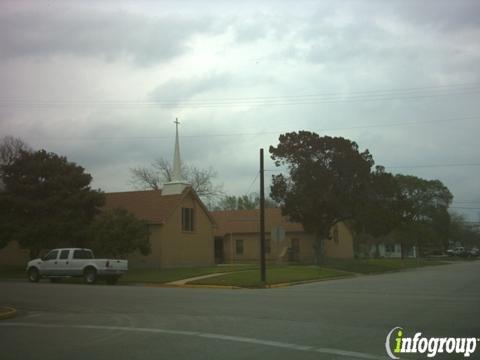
[0,150,105,257]
[354,166,404,238]
[449,212,480,249]
[355,173,454,257]
[269,131,375,261]
[90,208,151,258]
[394,174,453,254]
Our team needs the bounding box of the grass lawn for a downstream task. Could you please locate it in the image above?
[0,264,256,284]
[188,266,352,287]
[323,258,448,274]
[0,266,26,279]
[120,265,257,284]
[188,258,450,287]
[0,258,451,286]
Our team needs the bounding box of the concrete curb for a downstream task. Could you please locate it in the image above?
[265,274,356,288]
[141,283,242,289]
[0,306,17,320]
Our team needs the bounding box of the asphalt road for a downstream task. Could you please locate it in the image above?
[1,261,479,360]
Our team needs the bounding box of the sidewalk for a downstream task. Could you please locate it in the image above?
[166,272,230,285]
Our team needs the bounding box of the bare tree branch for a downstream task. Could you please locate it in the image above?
[130,157,224,202]
[129,167,161,190]
[0,136,32,166]
[0,136,32,191]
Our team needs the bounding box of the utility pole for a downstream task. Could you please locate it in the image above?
[259,148,266,283]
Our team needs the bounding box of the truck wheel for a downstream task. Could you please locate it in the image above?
[84,268,97,284]
[106,277,119,285]
[28,268,40,283]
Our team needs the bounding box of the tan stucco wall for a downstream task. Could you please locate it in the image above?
[0,241,30,266]
[325,222,354,259]
[221,222,354,263]
[223,232,316,263]
[126,224,163,268]
[127,193,215,268]
[158,193,214,268]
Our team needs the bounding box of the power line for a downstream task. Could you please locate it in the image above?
[266,162,480,171]
[386,163,480,169]
[265,163,480,172]
[450,206,480,210]
[1,83,479,109]
[245,172,260,194]
[19,115,480,141]
[6,82,479,102]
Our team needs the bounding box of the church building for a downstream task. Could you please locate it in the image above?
[103,120,216,268]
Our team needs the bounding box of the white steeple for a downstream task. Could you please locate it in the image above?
[172,118,183,182]
[162,118,190,196]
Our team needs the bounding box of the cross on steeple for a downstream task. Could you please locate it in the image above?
[162,118,190,195]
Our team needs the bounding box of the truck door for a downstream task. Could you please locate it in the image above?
[70,249,94,275]
[40,250,60,276]
[57,249,71,276]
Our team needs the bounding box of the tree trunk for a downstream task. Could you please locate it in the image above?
[400,238,405,260]
[314,233,326,265]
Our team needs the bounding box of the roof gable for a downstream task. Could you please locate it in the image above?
[103,187,215,226]
[103,189,182,224]
[181,188,217,226]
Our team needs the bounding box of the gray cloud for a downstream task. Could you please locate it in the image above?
[1,0,479,220]
[388,0,480,31]
[0,8,213,66]
[149,73,234,105]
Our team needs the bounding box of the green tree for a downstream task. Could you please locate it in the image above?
[91,208,151,258]
[356,166,403,237]
[214,193,277,210]
[215,195,238,210]
[353,166,404,257]
[448,212,479,249]
[269,131,374,263]
[0,150,105,257]
[394,175,453,256]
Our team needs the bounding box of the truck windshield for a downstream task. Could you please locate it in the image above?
[73,250,94,259]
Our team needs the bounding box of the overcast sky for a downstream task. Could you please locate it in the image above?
[1,0,479,221]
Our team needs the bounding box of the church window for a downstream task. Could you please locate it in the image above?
[182,207,194,231]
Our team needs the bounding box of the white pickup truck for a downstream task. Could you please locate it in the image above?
[26,248,128,285]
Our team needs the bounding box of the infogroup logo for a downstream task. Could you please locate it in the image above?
[385,327,479,359]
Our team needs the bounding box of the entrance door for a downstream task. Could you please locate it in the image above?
[289,238,300,262]
[214,237,224,264]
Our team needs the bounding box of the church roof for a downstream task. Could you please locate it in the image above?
[104,189,185,224]
[210,208,305,236]
[104,187,215,226]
